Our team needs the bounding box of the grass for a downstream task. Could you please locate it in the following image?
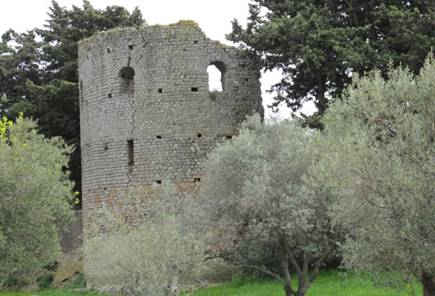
[0,291,99,296]
[183,270,421,296]
[1,271,421,296]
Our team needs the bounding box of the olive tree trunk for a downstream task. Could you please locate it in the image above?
[166,275,179,296]
[280,256,310,296]
[282,279,309,296]
[283,284,293,296]
[422,273,435,296]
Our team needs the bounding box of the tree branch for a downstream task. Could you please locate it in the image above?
[242,263,285,284]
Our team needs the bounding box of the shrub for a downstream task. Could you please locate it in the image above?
[313,56,435,295]
[197,115,338,296]
[0,115,74,286]
[85,185,205,296]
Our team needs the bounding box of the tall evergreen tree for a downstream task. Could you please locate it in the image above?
[0,1,144,199]
[229,0,435,128]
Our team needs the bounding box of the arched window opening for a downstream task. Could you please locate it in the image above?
[118,66,135,92]
[207,61,225,92]
[119,66,135,81]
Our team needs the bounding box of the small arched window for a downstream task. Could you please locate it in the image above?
[118,66,135,91]
[207,61,225,92]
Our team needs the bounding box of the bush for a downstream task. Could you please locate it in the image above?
[0,115,74,286]
[313,56,435,295]
[85,185,205,296]
[197,115,338,296]
[37,274,54,289]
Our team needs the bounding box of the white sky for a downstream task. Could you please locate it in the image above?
[0,0,315,121]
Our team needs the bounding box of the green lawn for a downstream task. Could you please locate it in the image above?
[1,271,421,296]
[0,291,99,296]
[183,271,421,296]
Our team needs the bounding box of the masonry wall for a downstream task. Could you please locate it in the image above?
[78,21,263,286]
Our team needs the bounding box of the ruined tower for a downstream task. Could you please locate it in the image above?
[78,21,263,285]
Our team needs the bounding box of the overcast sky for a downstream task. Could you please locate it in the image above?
[0,0,315,120]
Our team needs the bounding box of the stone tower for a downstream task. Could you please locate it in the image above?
[78,21,263,285]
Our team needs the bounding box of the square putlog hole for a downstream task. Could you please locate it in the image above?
[191,87,199,92]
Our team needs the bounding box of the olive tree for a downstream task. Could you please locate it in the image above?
[313,57,435,295]
[198,115,337,296]
[85,185,205,296]
[0,115,73,286]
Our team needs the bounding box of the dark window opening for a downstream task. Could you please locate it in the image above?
[193,40,198,44]
[194,178,201,183]
[226,135,233,140]
[156,135,162,139]
[244,78,249,82]
[104,143,109,151]
[197,133,202,138]
[208,61,226,92]
[119,67,135,92]
[158,88,163,93]
[127,140,134,166]
[119,66,135,80]
[128,44,134,50]
[107,48,111,53]
[155,180,162,185]
[79,80,83,91]
[191,87,199,92]
[108,93,112,98]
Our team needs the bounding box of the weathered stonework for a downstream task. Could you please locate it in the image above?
[78,20,263,286]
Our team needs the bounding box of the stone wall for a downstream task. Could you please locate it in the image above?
[78,20,263,286]
[59,210,82,254]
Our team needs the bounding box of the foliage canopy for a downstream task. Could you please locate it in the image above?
[229,0,435,128]
[0,0,144,196]
[312,56,435,295]
[85,185,205,296]
[199,115,337,296]
[0,115,73,286]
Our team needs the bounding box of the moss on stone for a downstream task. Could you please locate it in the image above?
[175,20,200,27]
[80,20,202,46]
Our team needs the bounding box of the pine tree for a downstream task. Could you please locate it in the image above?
[229,0,435,128]
[0,1,145,198]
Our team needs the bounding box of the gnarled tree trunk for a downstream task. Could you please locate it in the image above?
[297,285,309,296]
[283,284,293,296]
[166,275,179,296]
[422,273,435,296]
